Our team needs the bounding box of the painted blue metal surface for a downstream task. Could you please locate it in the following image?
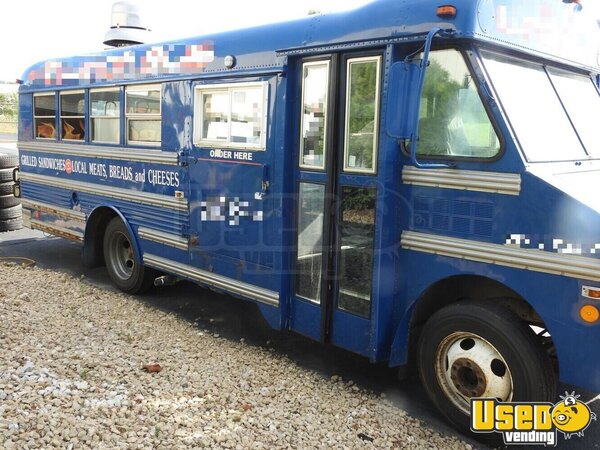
[16,0,600,395]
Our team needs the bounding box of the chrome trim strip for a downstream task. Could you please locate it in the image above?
[29,219,84,242]
[20,172,188,212]
[18,141,179,165]
[21,199,86,222]
[138,227,188,251]
[402,231,600,282]
[143,253,280,307]
[402,167,521,196]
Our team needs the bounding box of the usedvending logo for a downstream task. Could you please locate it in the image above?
[470,392,596,446]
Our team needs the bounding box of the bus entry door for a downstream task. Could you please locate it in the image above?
[291,53,381,356]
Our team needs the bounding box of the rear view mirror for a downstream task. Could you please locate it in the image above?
[385,27,454,168]
[386,61,422,140]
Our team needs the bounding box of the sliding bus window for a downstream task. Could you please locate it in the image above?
[91,88,121,144]
[126,84,161,146]
[34,93,56,139]
[60,91,85,141]
[194,82,268,150]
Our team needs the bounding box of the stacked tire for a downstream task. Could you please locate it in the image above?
[0,153,22,232]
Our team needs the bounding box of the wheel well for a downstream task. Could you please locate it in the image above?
[408,275,557,372]
[81,207,118,268]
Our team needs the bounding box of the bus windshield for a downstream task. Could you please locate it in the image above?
[481,50,600,163]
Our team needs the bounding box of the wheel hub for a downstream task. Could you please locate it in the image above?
[435,332,514,414]
[450,357,486,398]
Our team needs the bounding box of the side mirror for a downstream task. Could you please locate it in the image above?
[386,60,421,140]
[386,28,454,169]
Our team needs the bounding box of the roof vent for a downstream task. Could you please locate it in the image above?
[103,2,151,47]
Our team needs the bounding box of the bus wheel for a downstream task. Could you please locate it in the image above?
[103,217,155,294]
[417,300,556,433]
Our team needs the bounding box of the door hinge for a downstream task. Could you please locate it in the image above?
[178,152,197,167]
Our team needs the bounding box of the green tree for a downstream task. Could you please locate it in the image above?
[0,92,18,119]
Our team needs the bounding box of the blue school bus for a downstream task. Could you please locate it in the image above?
[13,0,600,434]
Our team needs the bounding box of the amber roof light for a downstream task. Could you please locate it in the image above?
[437,5,457,19]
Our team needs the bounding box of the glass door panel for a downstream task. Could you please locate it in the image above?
[295,183,325,303]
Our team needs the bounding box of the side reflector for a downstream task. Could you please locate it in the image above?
[437,5,457,18]
[580,305,600,324]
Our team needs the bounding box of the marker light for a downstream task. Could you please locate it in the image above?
[580,305,600,324]
[437,5,457,18]
[582,285,600,299]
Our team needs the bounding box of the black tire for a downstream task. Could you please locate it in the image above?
[0,182,15,196]
[0,194,20,208]
[417,300,556,436]
[0,217,23,232]
[103,217,155,294]
[0,205,21,220]
[0,168,14,182]
[0,154,18,169]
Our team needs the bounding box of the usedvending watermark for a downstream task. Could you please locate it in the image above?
[470,392,596,446]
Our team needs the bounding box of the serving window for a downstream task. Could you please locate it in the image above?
[126,84,161,146]
[60,91,85,141]
[34,93,57,139]
[194,82,268,150]
[91,88,121,144]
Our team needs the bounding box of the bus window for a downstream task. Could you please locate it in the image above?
[482,52,586,162]
[547,68,600,158]
[34,93,56,139]
[417,49,500,159]
[126,85,161,146]
[300,61,330,170]
[60,91,85,141]
[90,88,121,144]
[194,82,267,149]
[343,56,381,174]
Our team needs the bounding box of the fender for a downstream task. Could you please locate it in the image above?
[83,205,143,267]
[389,301,417,367]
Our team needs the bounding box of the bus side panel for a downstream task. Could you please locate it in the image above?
[162,81,193,152]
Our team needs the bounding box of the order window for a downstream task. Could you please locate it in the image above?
[34,93,56,139]
[194,82,268,150]
[126,84,161,146]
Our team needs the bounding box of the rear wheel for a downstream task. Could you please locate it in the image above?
[417,300,556,434]
[103,217,155,294]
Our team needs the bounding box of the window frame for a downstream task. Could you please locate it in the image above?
[299,60,331,170]
[401,46,505,163]
[125,83,162,147]
[342,55,382,175]
[33,92,57,140]
[193,81,269,151]
[59,90,86,142]
[90,87,122,145]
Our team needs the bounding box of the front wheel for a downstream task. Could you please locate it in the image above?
[417,300,556,434]
[103,217,155,294]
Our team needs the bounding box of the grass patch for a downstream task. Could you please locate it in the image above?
[0,121,17,134]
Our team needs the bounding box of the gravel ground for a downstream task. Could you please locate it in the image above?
[0,262,473,449]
